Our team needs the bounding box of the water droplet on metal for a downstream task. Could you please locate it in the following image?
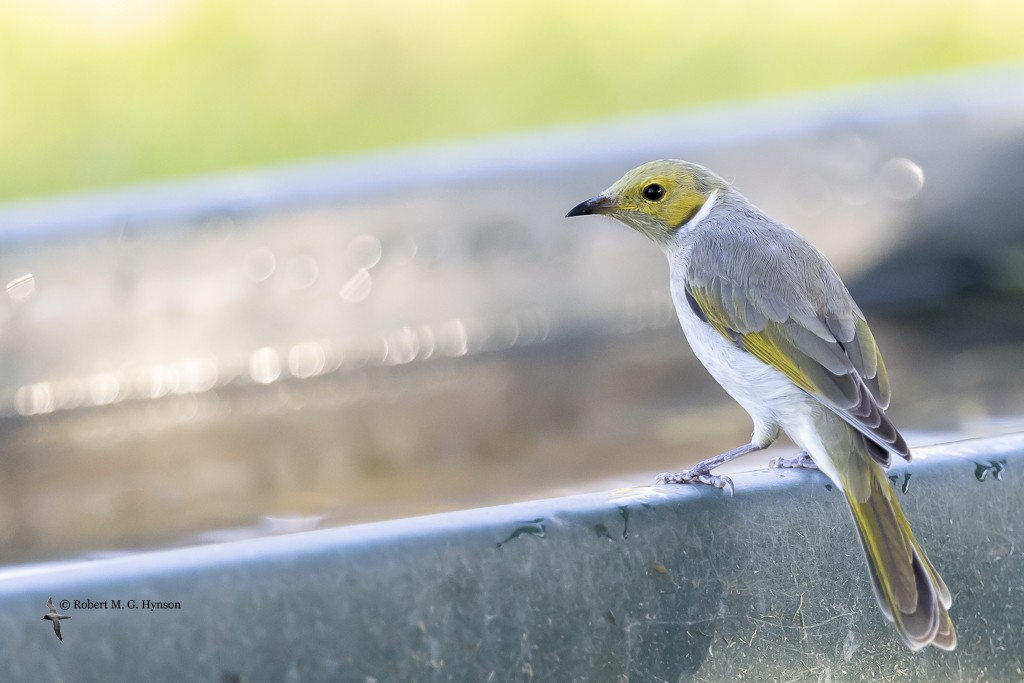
[496,519,546,548]
[974,460,1005,482]
[618,505,630,539]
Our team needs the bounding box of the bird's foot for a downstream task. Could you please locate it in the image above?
[653,443,764,495]
[655,469,735,495]
[769,451,818,470]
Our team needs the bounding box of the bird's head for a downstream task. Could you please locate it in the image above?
[566,159,728,244]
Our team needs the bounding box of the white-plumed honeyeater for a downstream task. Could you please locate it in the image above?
[567,159,955,652]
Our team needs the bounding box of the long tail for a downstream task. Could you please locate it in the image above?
[842,458,956,651]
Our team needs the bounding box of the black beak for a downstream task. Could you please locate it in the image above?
[566,195,616,217]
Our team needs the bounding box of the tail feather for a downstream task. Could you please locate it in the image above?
[843,463,956,651]
[934,610,957,650]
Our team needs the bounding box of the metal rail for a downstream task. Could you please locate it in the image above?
[0,434,1020,680]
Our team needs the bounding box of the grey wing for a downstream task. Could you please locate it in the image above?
[686,221,907,464]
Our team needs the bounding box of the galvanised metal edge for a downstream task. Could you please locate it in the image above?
[1,64,1022,240]
[0,432,1020,681]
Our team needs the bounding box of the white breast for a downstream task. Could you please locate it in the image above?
[667,240,828,454]
[658,194,849,488]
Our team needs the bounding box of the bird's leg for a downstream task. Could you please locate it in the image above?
[655,443,764,495]
[769,450,819,470]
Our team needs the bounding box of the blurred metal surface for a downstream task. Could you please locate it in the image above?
[0,66,1022,565]
[0,434,1021,681]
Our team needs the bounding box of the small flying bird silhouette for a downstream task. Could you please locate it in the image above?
[41,597,70,643]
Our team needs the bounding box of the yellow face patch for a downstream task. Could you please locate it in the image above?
[602,160,726,234]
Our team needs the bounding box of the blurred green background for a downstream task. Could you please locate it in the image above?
[1,0,1022,202]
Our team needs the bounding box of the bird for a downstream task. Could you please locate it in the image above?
[42,597,70,643]
[566,159,955,652]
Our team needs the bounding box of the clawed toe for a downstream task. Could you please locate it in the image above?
[652,443,762,495]
[655,470,734,495]
[654,471,681,485]
[768,452,818,470]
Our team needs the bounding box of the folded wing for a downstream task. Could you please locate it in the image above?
[684,225,907,464]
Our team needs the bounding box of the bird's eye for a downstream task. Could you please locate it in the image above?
[642,184,665,202]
